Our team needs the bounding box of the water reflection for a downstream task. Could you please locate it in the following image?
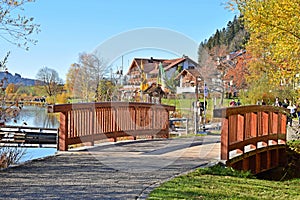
[7,106,59,128]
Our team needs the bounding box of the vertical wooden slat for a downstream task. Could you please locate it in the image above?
[251,112,257,138]
[281,114,287,134]
[237,114,244,142]
[228,115,237,144]
[257,112,262,136]
[272,112,278,134]
[90,107,94,146]
[262,112,268,135]
[244,113,251,140]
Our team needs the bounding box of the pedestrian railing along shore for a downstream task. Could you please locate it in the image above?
[48,102,175,151]
[0,126,57,147]
[214,105,288,174]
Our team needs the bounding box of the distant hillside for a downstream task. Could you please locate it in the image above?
[0,72,37,86]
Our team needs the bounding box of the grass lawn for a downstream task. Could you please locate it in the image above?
[147,164,300,200]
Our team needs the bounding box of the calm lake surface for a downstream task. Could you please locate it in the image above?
[6,106,59,163]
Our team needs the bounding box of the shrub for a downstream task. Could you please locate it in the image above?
[0,147,26,168]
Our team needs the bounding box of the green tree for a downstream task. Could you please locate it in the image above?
[199,15,248,53]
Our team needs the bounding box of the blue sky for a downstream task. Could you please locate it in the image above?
[1,0,237,80]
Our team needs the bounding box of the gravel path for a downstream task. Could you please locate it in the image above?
[0,135,220,200]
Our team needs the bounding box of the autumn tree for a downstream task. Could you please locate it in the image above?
[65,63,80,97]
[228,0,300,94]
[97,79,120,101]
[36,67,63,97]
[198,15,249,104]
[198,43,232,104]
[67,53,107,102]
[0,0,40,168]
[0,0,40,102]
[0,0,40,50]
[5,83,18,93]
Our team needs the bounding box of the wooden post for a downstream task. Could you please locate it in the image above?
[221,118,229,160]
[59,112,68,151]
[90,107,95,146]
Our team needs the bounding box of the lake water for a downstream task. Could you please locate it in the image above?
[5,105,59,163]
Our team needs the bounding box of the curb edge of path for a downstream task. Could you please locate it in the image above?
[136,160,220,200]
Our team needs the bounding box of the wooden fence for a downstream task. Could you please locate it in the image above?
[48,102,175,151]
[214,105,287,174]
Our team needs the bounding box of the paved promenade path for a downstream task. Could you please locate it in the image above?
[0,135,220,200]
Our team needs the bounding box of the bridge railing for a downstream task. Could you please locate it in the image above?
[0,126,58,147]
[214,105,287,174]
[48,102,175,151]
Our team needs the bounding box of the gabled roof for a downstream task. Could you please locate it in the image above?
[150,58,186,74]
[127,57,165,74]
[175,68,203,80]
[127,56,198,75]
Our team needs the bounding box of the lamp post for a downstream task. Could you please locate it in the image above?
[203,81,208,133]
[194,79,199,134]
[194,76,203,134]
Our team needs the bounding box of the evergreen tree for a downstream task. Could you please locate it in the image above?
[198,15,248,58]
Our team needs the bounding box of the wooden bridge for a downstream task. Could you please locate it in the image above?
[48,102,175,151]
[214,105,288,174]
[1,102,288,175]
[48,102,287,174]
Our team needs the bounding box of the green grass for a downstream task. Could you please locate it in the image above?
[287,140,300,153]
[147,164,300,200]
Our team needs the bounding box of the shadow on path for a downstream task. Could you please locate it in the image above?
[0,135,220,200]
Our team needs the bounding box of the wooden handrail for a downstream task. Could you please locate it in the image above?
[48,102,175,151]
[213,105,288,118]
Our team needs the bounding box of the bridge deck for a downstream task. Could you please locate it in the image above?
[0,135,220,199]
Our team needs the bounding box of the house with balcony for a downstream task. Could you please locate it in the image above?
[175,68,204,95]
[125,55,199,93]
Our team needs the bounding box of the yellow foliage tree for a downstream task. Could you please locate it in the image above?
[5,83,17,94]
[228,0,300,92]
[56,93,68,104]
